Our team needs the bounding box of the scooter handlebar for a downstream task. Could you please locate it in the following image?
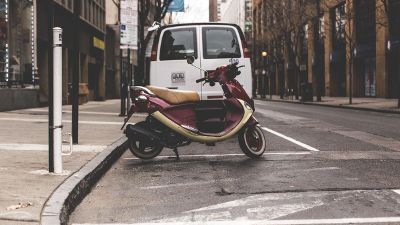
[196,77,206,83]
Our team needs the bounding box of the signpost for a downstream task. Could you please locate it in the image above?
[120,0,138,49]
[120,0,138,115]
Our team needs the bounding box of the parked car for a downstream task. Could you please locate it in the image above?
[149,23,252,100]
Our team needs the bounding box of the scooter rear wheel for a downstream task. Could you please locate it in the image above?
[129,137,163,160]
[128,122,163,160]
[238,126,266,158]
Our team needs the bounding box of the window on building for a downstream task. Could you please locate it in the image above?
[202,27,241,59]
[0,0,7,85]
[355,0,375,44]
[160,28,197,61]
[332,3,346,48]
[301,24,308,55]
[389,0,400,38]
[319,15,325,40]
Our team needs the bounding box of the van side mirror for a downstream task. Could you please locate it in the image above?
[148,22,161,32]
[187,56,195,65]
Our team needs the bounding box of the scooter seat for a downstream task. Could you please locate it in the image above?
[146,86,200,105]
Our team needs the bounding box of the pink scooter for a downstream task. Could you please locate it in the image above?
[122,57,266,159]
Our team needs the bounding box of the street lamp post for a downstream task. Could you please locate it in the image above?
[261,51,268,99]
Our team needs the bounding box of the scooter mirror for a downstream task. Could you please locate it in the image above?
[187,56,195,65]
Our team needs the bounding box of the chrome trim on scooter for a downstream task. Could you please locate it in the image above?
[151,99,253,143]
[130,86,155,96]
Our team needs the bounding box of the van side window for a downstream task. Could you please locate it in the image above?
[202,27,241,59]
[160,28,197,61]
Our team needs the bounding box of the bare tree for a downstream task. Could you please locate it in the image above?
[320,0,358,104]
[137,0,172,85]
[286,0,316,100]
[259,0,317,99]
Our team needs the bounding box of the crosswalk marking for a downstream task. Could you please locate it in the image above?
[72,217,400,225]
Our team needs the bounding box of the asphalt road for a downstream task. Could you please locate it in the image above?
[69,100,400,225]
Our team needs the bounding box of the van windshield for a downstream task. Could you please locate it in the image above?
[159,28,197,61]
[202,27,241,59]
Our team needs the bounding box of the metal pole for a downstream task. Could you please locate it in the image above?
[120,49,126,116]
[269,75,272,99]
[118,2,126,116]
[72,0,80,144]
[48,0,54,173]
[53,27,63,174]
[126,48,131,114]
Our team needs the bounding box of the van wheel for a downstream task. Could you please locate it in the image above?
[238,126,266,158]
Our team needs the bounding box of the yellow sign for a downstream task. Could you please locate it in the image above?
[93,37,105,50]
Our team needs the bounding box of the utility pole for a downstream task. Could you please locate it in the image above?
[72,0,80,144]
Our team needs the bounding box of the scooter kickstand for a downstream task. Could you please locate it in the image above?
[173,148,180,160]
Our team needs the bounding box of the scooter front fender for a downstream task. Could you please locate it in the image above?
[246,116,259,128]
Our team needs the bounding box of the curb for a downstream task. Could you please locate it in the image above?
[255,98,400,115]
[40,136,128,225]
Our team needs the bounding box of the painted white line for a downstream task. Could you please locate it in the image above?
[123,152,311,160]
[72,217,400,224]
[262,127,319,152]
[0,143,106,152]
[0,118,122,125]
[140,178,237,190]
[393,190,400,195]
[26,108,119,116]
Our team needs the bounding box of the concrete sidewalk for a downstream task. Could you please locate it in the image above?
[0,100,141,225]
[256,95,400,114]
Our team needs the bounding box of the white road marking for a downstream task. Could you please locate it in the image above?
[393,190,400,195]
[187,192,327,213]
[140,178,237,190]
[0,117,122,125]
[305,167,340,172]
[0,143,106,152]
[26,108,119,116]
[122,152,311,160]
[262,127,319,152]
[334,130,400,151]
[72,217,400,224]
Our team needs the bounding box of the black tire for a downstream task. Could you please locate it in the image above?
[238,126,266,158]
[128,122,163,160]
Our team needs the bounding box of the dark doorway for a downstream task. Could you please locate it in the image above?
[88,63,100,100]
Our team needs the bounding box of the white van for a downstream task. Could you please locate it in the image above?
[149,23,252,100]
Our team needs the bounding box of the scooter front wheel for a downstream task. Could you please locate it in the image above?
[128,137,163,160]
[238,126,266,158]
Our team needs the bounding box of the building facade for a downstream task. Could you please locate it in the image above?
[252,0,400,99]
[37,0,107,104]
[219,0,246,31]
[0,0,116,111]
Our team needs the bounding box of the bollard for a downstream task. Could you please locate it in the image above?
[53,27,63,174]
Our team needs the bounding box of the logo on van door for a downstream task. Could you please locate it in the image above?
[171,72,185,84]
[229,58,240,64]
